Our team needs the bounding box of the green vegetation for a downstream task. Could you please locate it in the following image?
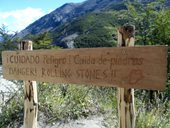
[0,83,24,127]
[1,83,170,128]
[0,28,58,64]
[0,0,170,127]
[0,25,18,64]
[73,12,117,48]
[38,84,116,122]
[24,31,54,50]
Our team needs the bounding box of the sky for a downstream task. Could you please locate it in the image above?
[0,0,85,33]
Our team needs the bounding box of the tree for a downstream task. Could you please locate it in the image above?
[0,25,18,64]
[126,0,170,102]
[28,31,53,49]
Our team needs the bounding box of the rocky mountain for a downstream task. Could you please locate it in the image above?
[17,0,170,48]
[17,0,126,37]
[17,3,80,37]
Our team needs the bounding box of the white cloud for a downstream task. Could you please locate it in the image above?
[0,7,45,32]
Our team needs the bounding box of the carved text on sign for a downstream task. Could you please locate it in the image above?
[2,46,167,90]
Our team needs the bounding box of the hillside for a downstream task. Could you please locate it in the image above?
[17,0,124,37]
[17,0,170,48]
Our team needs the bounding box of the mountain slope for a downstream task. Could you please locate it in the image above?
[17,0,125,37]
[17,0,170,48]
[17,3,80,37]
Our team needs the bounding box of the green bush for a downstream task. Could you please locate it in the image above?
[0,82,170,127]
[38,83,117,124]
[136,105,170,128]
[0,88,24,128]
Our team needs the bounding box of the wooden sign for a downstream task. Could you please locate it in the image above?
[2,46,167,90]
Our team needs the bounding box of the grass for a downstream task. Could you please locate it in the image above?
[38,83,117,123]
[0,82,170,128]
[136,107,170,128]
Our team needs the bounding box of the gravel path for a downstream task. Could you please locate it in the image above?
[20,115,107,128]
[43,117,106,128]
[0,67,17,90]
[0,66,18,114]
[0,66,17,103]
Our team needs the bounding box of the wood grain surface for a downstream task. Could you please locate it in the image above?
[2,46,167,90]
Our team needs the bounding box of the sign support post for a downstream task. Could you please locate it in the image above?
[117,25,136,128]
[19,40,38,128]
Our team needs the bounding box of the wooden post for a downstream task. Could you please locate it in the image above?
[19,40,38,128]
[117,24,136,128]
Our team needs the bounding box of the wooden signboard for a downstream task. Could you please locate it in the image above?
[2,46,167,90]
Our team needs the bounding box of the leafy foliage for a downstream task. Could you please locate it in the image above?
[38,83,116,123]
[52,12,119,48]
[126,0,170,45]
[24,31,55,50]
[136,97,170,128]
[0,25,19,64]
[0,86,24,128]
